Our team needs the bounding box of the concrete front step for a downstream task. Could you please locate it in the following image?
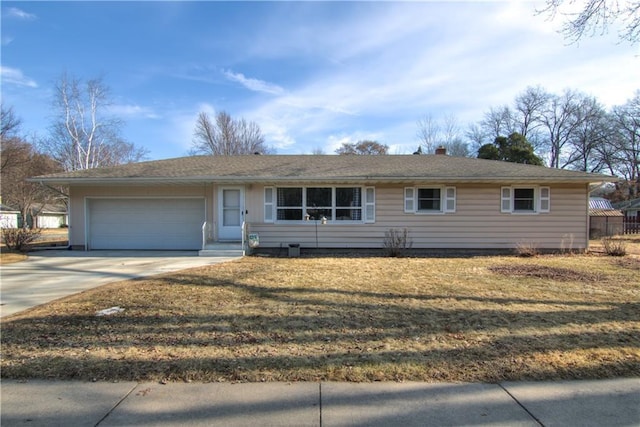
[199,242,244,257]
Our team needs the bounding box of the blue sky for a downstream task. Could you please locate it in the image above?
[2,1,638,160]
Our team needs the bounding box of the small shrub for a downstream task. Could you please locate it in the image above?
[515,241,540,257]
[383,228,412,257]
[1,227,42,253]
[602,236,627,257]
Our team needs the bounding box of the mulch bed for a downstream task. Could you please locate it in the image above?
[488,264,606,282]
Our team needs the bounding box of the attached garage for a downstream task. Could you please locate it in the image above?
[87,198,205,250]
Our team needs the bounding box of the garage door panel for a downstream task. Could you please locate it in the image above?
[88,198,205,250]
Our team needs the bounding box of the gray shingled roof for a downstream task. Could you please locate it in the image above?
[30,155,617,185]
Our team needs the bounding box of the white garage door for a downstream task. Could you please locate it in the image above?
[88,198,205,250]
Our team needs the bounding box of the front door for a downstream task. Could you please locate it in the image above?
[218,187,244,240]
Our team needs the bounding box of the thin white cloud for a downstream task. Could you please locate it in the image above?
[223,70,284,95]
[1,66,37,88]
[162,103,217,155]
[240,0,638,155]
[108,104,160,119]
[196,102,216,115]
[260,120,296,150]
[2,36,14,46]
[6,7,37,20]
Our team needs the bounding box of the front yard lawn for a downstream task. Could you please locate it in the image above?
[0,229,69,265]
[1,252,639,383]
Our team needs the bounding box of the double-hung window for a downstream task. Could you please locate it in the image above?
[404,186,456,214]
[336,187,362,221]
[501,186,550,214]
[264,186,375,223]
[276,187,303,220]
[306,187,333,220]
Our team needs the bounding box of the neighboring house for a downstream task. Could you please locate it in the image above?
[0,204,20,228]
[588,198,623,237]
[32,204,68,229]
[613,198,640,220]
[0,204,68,229]
[613,197,640,234]
[30,154,616,253]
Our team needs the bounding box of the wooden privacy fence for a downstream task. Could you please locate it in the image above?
[623,217,640,234]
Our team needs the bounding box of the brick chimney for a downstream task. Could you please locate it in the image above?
[435,146,447,155]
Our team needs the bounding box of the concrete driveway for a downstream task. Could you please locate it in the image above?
[0,250,239,318]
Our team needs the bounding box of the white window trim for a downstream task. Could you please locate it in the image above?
[404,186,456,214]
[501,186,550,214]
[267,186,373,224]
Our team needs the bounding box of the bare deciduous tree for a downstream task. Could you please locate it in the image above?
[41,73,147,171]
[1,105,22,141]
[1,137,62,228]
[416,114,440,154]
[417,113,470,156]
[191,110,272,155]
[608,92,640,198]
[562,96,609,172]
[1,105,28,171]
[514,86,549,147]
[538,0,640,45]
[539,89,584,169]
[465,123,489,154]
[441,113,460,146]
[481,106,517,142]
[472,86,639,200]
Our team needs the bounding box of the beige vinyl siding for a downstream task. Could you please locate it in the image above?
[247,183,589,250]
[68,182,589,251]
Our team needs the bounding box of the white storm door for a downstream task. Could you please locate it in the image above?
[218,187,244,240]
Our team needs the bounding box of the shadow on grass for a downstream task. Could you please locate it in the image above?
[2,273,639,382]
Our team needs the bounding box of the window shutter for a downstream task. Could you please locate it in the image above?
[539,187,550,213]
[404,187,415,213]
[444,187,456,213]
[264,187,274,222]
[365,187,375,223]
[501,187,512,213]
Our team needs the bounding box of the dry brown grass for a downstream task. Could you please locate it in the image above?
[590,234,640,256]
[0,229,68,264]
[1,253,639,383]
[0,251,27,265]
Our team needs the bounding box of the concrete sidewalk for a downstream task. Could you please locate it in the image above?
[1,378,638,426]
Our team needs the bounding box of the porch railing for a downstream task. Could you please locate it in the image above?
[241,221,246,256]
[202,221,214,249]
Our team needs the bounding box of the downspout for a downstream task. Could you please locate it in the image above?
[586,183,591,251]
